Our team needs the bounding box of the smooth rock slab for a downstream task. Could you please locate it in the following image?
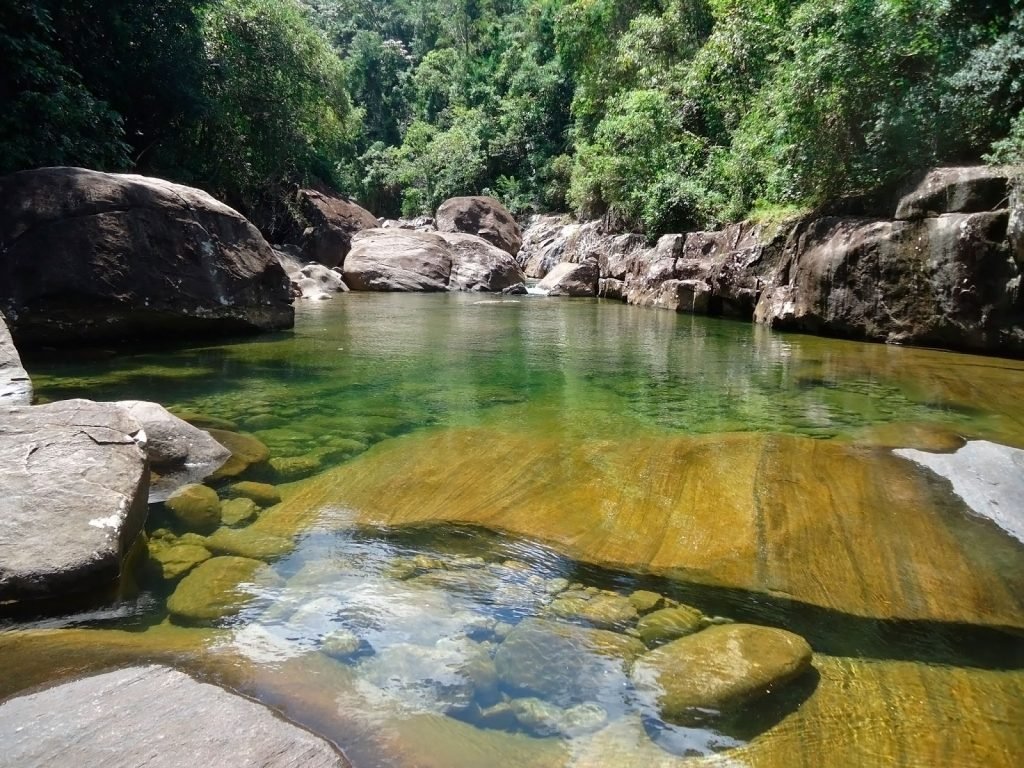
[895,440,1024,544]
[0,665,346,767]
[0,312,31,406]
[0,399,147,602]
[630,623,813,724]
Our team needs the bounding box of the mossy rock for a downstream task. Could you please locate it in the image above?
[628,590,666,615]
[545,588,638,630]
[173,411,239,432]
[205,527,292,561]
[167,556,282,624]
[269,454,322,482]
[241,414,287,431]
[630,623,813,724]
[206,430,271,479]
[165,484,221,533]
[220,497,258,527]
[321,629,361,660]
[149,543,212,581]
[636,604,706,647]
[229,481,282,508]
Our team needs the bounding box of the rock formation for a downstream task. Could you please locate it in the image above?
[0,167,294,345]
[436,196,523,257]
[0,311,31,405]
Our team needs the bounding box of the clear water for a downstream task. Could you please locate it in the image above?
[5,293,1024,768]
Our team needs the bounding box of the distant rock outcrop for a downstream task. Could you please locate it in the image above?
[0,167,294,346]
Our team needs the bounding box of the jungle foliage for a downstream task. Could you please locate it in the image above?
[2,0,1021,235]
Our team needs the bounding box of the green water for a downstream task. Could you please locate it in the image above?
[8,293,1024,768]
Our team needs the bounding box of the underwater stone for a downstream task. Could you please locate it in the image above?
[321,629,361,660]
[207,430,271,479]
[627,590,666,615]
[220,497,259,527]
[229,481,282,508]
[165,483,222,533]
[636,604,706,647]
[167,555,282,624]
[631,623,813,725]
[149,542,212,581]
[545,588,639,630]
[205,527,292,561]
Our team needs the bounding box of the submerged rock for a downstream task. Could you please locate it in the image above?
[436,196,523,257]
[148,542,212,581]
[0,665,347,767]
[545,588,639,629]
[167,555,282,624]
[165,484,222,533]
[0,399,147,603]
[508,697,608,738]
[493,618,645,706]
[229,481,282,508]
[207,430,271,479]
[220,497,259,527]
[630,623,813,724]
[204,527,292,561]
[0,311,31,405]
[0,167,293,345]
[635,604,706,647]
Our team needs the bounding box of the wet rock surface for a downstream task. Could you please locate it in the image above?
[0,399,148,603]
[0,665,347,767]
[0,167,294,345]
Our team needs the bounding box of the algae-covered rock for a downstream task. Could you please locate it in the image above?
[628,590,666,615]
[229,481,282,508]
[494,618,645,706]
[631,623,813,724]
[167,556,282,624]
[220,497,259,527]
[149,543,212,581]
[636,604,705,648]
[545,588,639,630]
[205,527,292,561]
[165,483,221,533]
[269,454,322,481]
[508,697,608,738]
[207,430,271,479]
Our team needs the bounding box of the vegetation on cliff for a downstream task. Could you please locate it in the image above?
[2,0,1021,235]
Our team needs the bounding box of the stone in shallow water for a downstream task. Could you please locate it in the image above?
[630,623,813,725]
[0,665,346,767]
[321,629,361,660]
[207,430,271,479]
[545,588,639,629]
[167,555,282,624]
[628,590,666,615]
[0,399,147,603]
[636,605,705,648]
[230,481,282,507]
[165,483,222,533]
[270,454,323,481]
[493,618,645,706]
[149,542,212,581]
[205,527,292,561]
[221,497,259,527]
[508,697,608,738]
[264,427,1024,629]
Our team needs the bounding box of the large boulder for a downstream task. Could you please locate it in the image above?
[630,623,813,724]
[439,232,527,292]
[0,399,148,603]
[0,167,294,345]
[344,229,452,292]
[436,196,523,257]
[0,311,31,405]
[0,666,347,767]
[537,259,600,297]
[295,189,378,267]
[754,213,1024,354]
[895,166,1013,220]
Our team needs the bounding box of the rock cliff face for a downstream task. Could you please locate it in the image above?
[523,166,1023,356]
[0,167,294,346]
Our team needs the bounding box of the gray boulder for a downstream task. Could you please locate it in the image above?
[0,399,148,603]
[0,311,31,405]
[344,229,453,292]
[0,167,293,346]
[113,401,229,501]
[537,259,600,297]
[436,196,523,257]
[439,232,527,292]
[295,189,378,267]
[294,264,349,301]
[0,665,347,767]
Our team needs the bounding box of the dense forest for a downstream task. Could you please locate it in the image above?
[2,0,1022,237]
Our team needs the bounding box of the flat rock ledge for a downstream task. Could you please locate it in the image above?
[0,399,148,603]
[0,665,347,768]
